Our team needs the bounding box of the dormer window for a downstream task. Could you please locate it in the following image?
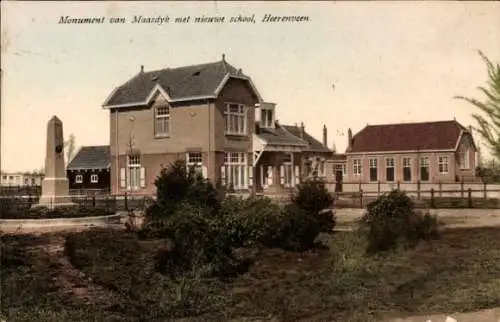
[261,108,274,128]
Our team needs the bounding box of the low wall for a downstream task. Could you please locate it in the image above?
[0,213,127,230]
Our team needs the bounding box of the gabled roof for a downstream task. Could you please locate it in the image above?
[349,120,471,153]
[67,145,110,170]
[282,125,332,153]
[255,123,308,147]
[103,58,262,108]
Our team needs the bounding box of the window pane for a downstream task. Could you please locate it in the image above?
[386,168,394,181]
[421,167,429,181]
[403,168,412,181]
[370,168,378,182]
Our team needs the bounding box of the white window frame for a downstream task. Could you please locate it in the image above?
[385,157,395,182]
[186,152,203,177]
[224,103,247,135]
[420,156,430,181]
[402,157,412,182]
[127,155,142,191]
[334,164,347,176]
[224,152,248,190]
[90,174,98,183]
[353,159,362,176]
[154,105,170,138]
[261,108,274,128]
[75,174,83,183]
[438,156,449,174]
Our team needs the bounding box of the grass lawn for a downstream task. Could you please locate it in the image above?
[2,227,500,321]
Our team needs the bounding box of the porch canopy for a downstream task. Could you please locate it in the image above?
[252,125,308,166]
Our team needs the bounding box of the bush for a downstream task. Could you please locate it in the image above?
[291,178,335,216]
[215,196,285,248]
[361,189,439,253]
[263,179,336,251]
[146,159,221,221]
[154,202,238,277]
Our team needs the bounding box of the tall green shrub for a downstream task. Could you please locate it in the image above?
[271,179,336,251]
[146,159,221,222]
[361,189,439,253]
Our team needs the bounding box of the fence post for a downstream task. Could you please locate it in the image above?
[124,192,128,211]
[358,182,361,193]
[359,189,363,208]
[430,188,435,209]
[439,182,442,197]
[483,182,487,199]
[460,180,464,198]
[468,188,473,208]
[92,193,96,208]
[113,195,117,212]
[397,181,400,190]
[417,181,421,200]
[377,181,381,196]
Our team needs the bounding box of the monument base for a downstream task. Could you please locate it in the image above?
[32,195,77,210]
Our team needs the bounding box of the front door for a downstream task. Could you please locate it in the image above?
[284,163,293,187]
[335,170,343,192]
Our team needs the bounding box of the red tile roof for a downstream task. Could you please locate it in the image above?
[349,120,469,153]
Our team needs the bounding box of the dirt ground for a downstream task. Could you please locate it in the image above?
[2,209,500,321]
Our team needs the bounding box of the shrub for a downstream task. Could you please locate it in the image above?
[269,204,335,251]
[291,178,335,217]
[154,202,237,277]
[216,196,284,248]
[360,189,439,253]
[146,159,221,221]
[262,179,336,251]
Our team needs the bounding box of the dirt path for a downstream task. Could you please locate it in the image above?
[27,233,125,309]
[335,208,500,229]
[384,308,500,322]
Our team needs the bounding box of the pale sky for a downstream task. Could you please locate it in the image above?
[1,1,500,172]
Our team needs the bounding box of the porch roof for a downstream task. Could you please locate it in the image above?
[255,123,308,148]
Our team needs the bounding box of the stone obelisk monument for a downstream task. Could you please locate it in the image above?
[34,116,75,209]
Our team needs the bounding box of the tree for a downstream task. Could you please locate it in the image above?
[455,51,500,160]
[64,134,76,164]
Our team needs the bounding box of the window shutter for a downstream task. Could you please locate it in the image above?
[202,166,208,179]
[267,166,273,186]
[248,166,253,187]
[220,165,226,185]
[295,165,300,184]
[120,168,126,188]
[280,165,285,185]
[140,167,146,188]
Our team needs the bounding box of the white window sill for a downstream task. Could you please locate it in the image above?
[225,132,247,136]
[155,134,170,139]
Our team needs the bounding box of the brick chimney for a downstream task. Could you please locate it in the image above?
[323,124,327,147]
[347,128,353,150]
[300,122,305,139]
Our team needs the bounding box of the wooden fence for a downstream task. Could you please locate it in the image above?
[329,180,500,199]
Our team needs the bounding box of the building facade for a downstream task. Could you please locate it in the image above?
[102,55,333,195]
[66,145,111,193]
[335,120,478,185]
[0,172,44,187]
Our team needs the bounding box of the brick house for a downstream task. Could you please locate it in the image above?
[336,120,478,186]
[102,55,333,195]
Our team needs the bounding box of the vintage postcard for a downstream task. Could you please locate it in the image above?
[1,1,500,321]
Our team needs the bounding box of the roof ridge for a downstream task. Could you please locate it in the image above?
[364,120,457,128]
[143,60,235,75]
